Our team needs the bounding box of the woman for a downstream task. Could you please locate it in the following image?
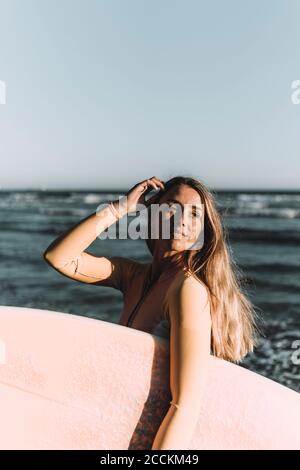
[43,175,258,450]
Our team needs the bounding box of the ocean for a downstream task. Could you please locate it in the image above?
[0,189,299,392]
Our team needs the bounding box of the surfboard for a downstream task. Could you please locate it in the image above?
[0,305,299,450]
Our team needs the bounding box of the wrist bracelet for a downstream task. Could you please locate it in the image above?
[170,401,180,409]
[108,201,121,219]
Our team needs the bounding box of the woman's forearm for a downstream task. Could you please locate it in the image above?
[151,405,199,450]
[43,198,127,263]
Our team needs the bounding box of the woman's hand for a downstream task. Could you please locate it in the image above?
[112,176,165,217]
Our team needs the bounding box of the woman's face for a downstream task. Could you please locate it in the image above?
[149,184,204,252]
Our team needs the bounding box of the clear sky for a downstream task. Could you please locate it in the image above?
[0,0,299,190]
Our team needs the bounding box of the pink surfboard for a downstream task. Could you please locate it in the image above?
[0,305,300,450]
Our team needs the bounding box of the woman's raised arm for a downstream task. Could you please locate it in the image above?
[43,177,165,290]
[43,202,130,289]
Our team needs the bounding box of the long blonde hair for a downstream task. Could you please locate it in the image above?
[146,175,260,363]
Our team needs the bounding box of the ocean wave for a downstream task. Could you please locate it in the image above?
[0,224,66,235]
[38,207,88,217]
[221,207,300,218]
[215,192,300,218]
[228,228,300,244]
[240,263,300,273]
[245,278,300,294]
[83,193,119,204]
[236,193,300,203]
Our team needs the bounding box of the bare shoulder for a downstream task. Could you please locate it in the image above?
[166,271,211,327]
[169,270,210,303]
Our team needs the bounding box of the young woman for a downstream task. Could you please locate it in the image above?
[43,175,258,450]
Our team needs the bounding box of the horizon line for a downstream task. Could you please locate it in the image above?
[0,187,299,193]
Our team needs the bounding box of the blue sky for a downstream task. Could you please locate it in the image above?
[0,0,299,190]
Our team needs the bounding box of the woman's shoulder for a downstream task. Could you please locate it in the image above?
[170,268,209,294]
[164,269,210,321]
